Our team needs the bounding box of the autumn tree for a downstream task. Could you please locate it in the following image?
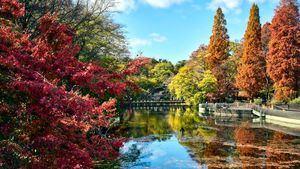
[207,8,230,69]
[18,0,129,61]
[261,22,273,100]
[207,8,232,101]
[261,22,271,57]
[236,4,266,99]
[0,0,149,168]
[267,0,300,101]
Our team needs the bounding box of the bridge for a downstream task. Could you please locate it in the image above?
[125,100,186,107]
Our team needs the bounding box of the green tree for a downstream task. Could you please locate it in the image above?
[169,65,202,105]
[174,60,187,74]
[18,0,129,61]
[150,62,174,84]
[169,47,217,105]
[198,70,218,97]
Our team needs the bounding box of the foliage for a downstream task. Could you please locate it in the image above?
[0,1,149,168]
[270,99,285,105]
[227,41,242,87]
[289,97,300,105]
[169,40,243,105]
[254,98,263,105]
[236,4,266,99]
[198,71,218,96]
[174,60,187,73]
[267,0,300,102]
[168,47,218,105]
[168,66,202,105]
[207,8,230,70]
[261,22,271,57]
[207,8,233,101]
[129,59,175,100]
[96,55,130,73]
[18,0,129,61]
[150,61,174,84]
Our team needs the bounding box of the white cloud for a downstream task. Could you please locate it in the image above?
[208,0,271,13]
[129,33,167,49]
[129,38,151,47]
[248,0,266,3]
[208,0,242,12]
[150,33,167,42]
[112,0,135,12]
[141,0,189,8]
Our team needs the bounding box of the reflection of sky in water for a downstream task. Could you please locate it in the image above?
[121,135,199,169]
[119,108,300,168]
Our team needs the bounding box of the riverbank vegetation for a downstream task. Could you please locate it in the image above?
[169,0,299,105]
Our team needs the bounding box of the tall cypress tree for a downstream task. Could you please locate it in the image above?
[236,4,266,99]
[267,0,300,101]
[207,8,231,101]
[207,8,230,70]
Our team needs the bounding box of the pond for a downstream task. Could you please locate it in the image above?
[117,107,300,169]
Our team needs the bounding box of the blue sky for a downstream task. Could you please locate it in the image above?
[113,0,280,63]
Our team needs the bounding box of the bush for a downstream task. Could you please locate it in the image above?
[270,99,284,105]
[254,98,262,105]
[290,97,300,105]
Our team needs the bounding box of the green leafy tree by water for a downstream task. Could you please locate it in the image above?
[150,62,175,84]
[168,65,203,105]
[198,70,218,97]
[169,46,218,105]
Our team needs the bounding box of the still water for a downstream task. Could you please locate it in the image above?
[118,107,300,169]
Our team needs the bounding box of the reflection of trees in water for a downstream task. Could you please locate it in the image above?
[168,108,238,167]
[266,132,300,168]
[234,123,267,168]
[96,143,151,169]
[119,108,300,168]
[169,109,300,169]
[167,108,217,143]
[234,123,300,168]
[118,109,172,141]
[119,143,151,169]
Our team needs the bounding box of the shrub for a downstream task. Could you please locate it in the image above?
[290,97,300,105]
[253,98,262,105]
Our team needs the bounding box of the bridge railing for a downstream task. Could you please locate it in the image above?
[124,100,187,107]
[201,102,300,119]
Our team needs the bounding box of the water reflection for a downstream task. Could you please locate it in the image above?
[118,107,300,169]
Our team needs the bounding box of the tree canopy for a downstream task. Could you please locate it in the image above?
[267,0,300,101]
[207,8,233,101]
[236,4,266,99]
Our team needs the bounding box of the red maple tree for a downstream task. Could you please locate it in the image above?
[0,0,149,168]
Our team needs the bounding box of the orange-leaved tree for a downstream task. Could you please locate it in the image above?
[207,8,232,101]
[267,0,300,102]
[261,22,271,57]
[236,4,266,99]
